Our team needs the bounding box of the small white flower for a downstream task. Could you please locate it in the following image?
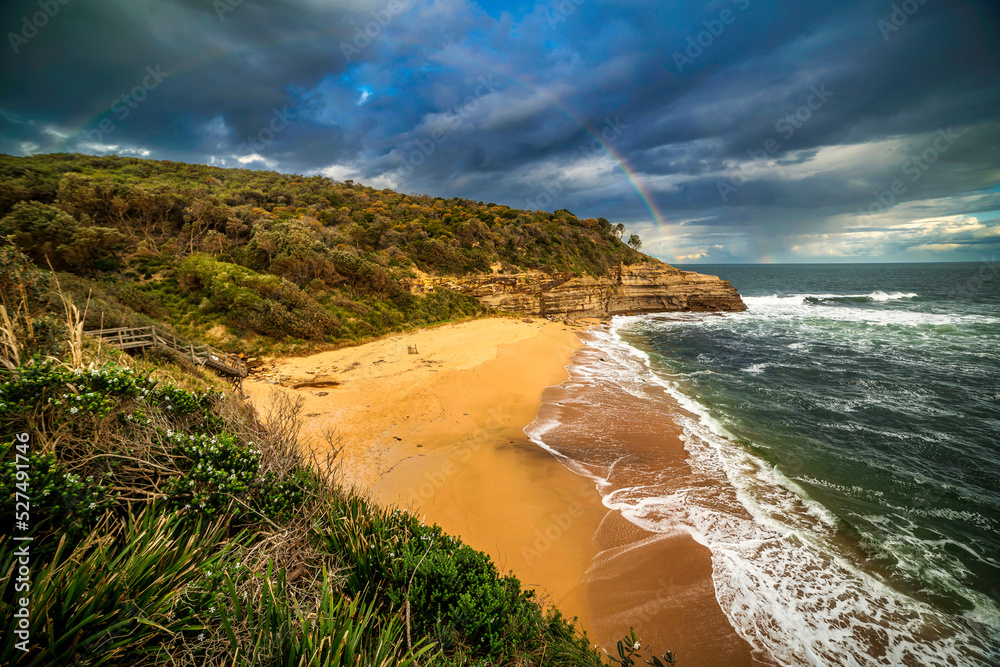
[198,633,205,642]
[634,642,641,650]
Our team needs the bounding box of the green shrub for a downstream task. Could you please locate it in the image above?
[165,431,260,518]
[255,465,320,522]
[215,565,437,666]
[164,431,318,522]
[384,521,530,655]
[0,438,115,558]
[178,254,340,340]
[321,494,603,664]
[0,508,228,666]
[0,364,318,530]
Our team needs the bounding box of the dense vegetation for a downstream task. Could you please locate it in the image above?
[0,250,680,666]
[0,155,677,664]
[0,153,649,354]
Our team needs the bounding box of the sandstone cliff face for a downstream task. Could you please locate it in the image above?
[409,263,746,319]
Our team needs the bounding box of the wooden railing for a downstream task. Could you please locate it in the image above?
[85,326,247,378]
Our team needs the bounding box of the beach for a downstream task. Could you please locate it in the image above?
[244,317,757,665]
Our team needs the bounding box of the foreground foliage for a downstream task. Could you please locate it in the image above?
[0,359,610,665]
[0,196,673,665]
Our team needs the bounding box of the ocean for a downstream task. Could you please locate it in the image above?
[527,262,1000,666]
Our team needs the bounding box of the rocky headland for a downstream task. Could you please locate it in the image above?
[408,263,747,319]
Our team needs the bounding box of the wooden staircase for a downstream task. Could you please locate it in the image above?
[85,326,247,383]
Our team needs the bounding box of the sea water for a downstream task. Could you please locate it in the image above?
[528,262,1000,666]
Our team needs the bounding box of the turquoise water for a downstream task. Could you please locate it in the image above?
[582,262,999,665]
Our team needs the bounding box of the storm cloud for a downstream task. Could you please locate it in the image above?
[2,0,998,262]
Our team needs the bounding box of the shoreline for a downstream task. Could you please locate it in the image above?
[529,339,760,666]
[244,317,755,661]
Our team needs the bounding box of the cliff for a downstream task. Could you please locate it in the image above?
[409,263,747,319]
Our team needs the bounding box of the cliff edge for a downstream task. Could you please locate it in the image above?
[409,263,747,319]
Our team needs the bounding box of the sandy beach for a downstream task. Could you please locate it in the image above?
[244,318,604,618]
[245,317,757,664]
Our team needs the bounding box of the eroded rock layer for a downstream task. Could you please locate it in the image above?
[410,263,747,319]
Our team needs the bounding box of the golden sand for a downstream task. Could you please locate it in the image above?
[245,317,757,665]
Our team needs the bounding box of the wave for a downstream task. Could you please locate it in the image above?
[526,320,1000,666]
[736,293,1000,328]
[811,290,919,303]
[746,291,918,306]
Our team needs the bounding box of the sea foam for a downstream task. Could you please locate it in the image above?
[525,315,1000,666]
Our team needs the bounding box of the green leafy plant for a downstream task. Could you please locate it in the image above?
[216,564,437,666]
[0,507,228,666]
[165,431,260,518]
[0,438,115,558]
[606,628,677,667]
[320,494,604,664]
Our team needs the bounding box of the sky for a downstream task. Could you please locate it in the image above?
[2,0,999,264]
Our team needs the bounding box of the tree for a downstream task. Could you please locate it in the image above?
[60,225,126,272]
[613,223,625,240]
[247,216,333,285]
[0,200,78,269]
[0,200,123,273]
[627,233,642,251]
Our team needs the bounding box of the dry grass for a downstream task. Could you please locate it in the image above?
[52,271,89,369]
[0,268,37,369]
[0,304,22,370]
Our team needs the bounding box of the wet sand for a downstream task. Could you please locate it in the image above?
[245,318,759,664]
[529,342,760,666]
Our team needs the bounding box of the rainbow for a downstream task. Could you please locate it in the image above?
[422,52,680,263]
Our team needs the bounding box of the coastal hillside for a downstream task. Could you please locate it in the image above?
[0,249,681,666]
[0,153,699,664]
[0,153,742,354]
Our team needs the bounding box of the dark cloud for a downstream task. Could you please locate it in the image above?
[2,0,998,261]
